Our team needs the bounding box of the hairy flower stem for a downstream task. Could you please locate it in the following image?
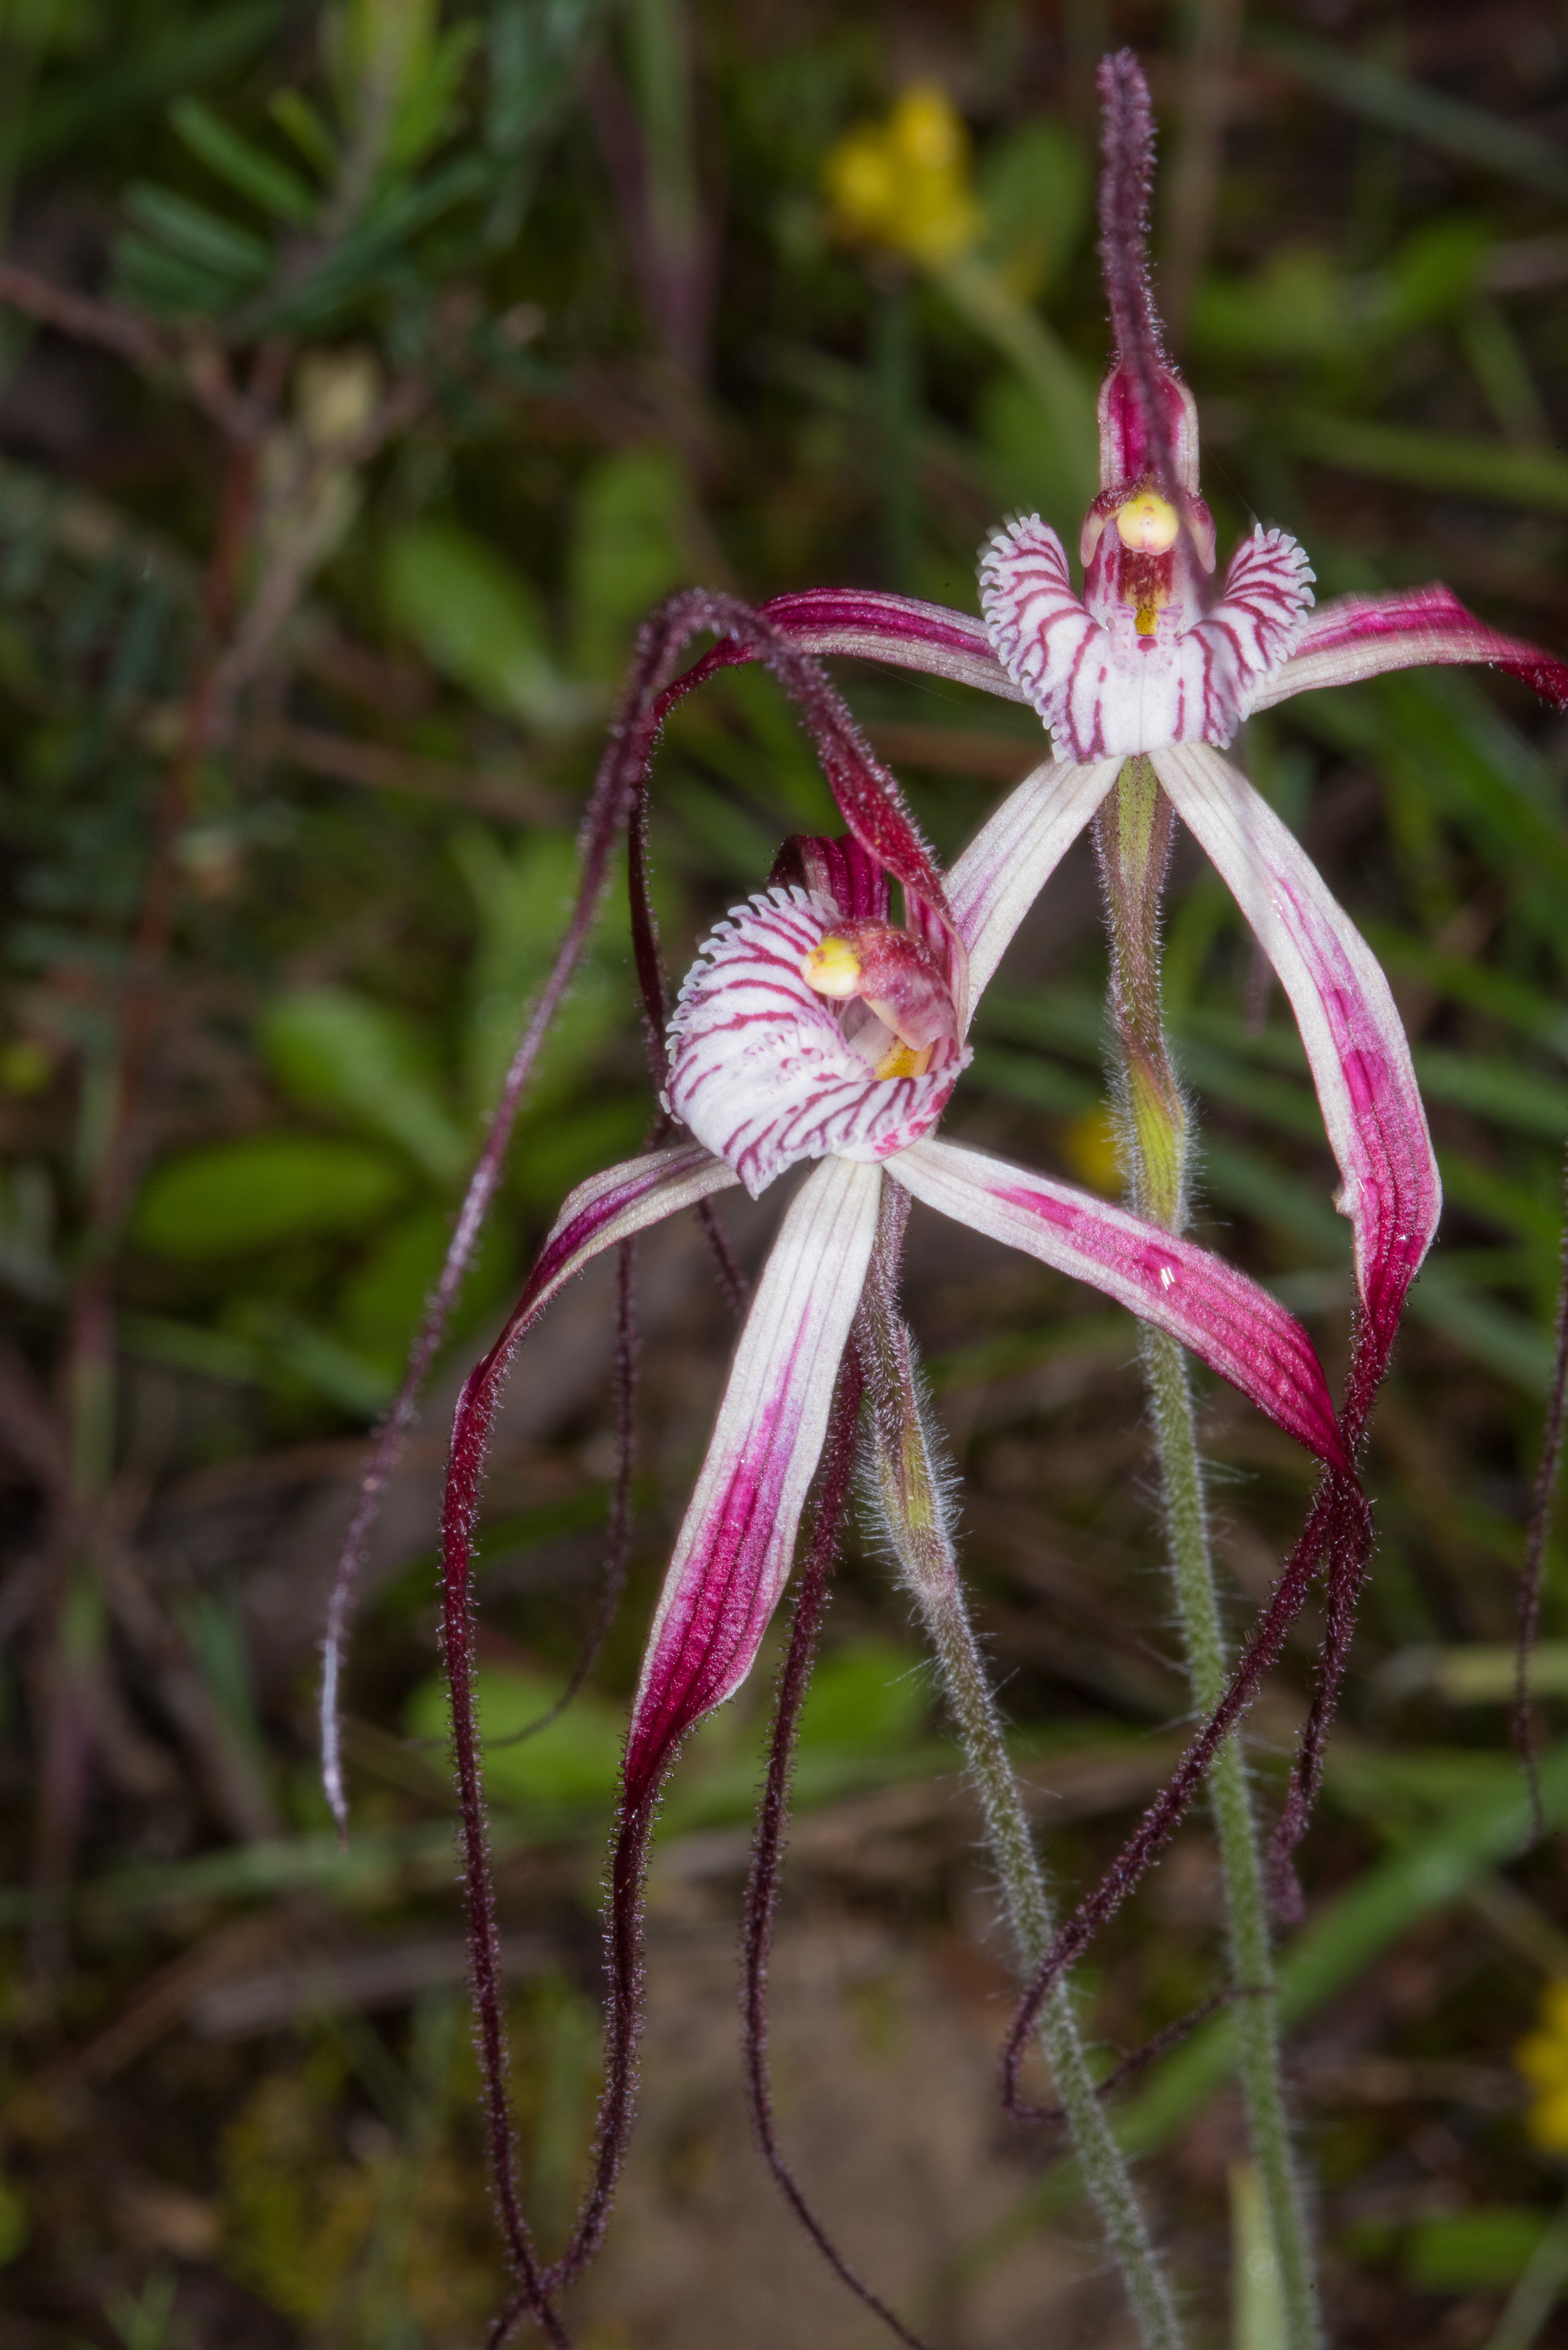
[1094,755,1320,2350]
[858,1192,1184,2350]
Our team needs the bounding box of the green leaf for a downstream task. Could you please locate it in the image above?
[121,182,272,283]
[117,1312,261,1385]
[1248,27,1568,202]
[405,1666,625,1813]
[1405,2209,1548,2292]
[260,987,470,1186]
[386,19,483,171]
[1283,410,1568,514]
[968,1045,1099,1115]
[795,1640,929,1754]
[21,0,286,167]
[1365,925,1568,1059]
[169,95,316,226]
[0,2172,28,2268]
[132,1135,406,1259]
[1191,245,1354,365]
[268,88,338,178]
[1405,1262,1557,1395]
[978,373,1096,552]
[977,120,1089,300]
[453,827,625,1115]
[384,521,587,731]
[112,233,242,321]
[1414,1047,1568,1141]
[1192,221,1488,365]
[228,1300,396,1417]
[245,151,494,333]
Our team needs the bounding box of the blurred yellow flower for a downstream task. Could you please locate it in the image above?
[1517,1980,1568,2152]
[1063,1103,1125,1197]
[824,84,984,269]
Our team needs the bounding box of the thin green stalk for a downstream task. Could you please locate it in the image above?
[859,1202,1185,2350]
[1096,755,1320,2350]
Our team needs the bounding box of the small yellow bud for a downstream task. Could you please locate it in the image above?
[1516,1979,1568,2152]
[802,936,864,997]
[823,82,983,269]
[889,85,963,173]
[1114,491,1180,555]
[1063,1103,1123,1196]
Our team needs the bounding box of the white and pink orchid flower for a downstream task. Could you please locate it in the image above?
[456,801,1348,1820]
[673,51,1568,1445]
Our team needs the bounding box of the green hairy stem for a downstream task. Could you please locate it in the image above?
[1094,754,1320,2350]
[858,1198,1186,2350]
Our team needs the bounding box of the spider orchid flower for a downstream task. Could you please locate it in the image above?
[677,50,1568,1449]
[625,822,1354,1807]
[432,583,1360,2331]
[447,767,1349,1825]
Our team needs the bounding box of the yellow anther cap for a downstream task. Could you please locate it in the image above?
[801,936,864,997]
[1114,491,1180,555]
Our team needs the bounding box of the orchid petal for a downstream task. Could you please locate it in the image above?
[659,590,1027,711]
[890,1135,1347,1467]
[1249,582,1568,713]
[665,888,966,1198]
[756,588,1028,703]
[1152,742,1440,1354]
[945,755,1122,1005]
[625,1156,882,1804]
[492,1143,739,1365]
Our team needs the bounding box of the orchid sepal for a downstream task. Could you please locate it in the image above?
[624,1154,882,1806]
[890,1135,1348,1469]
[1250,582,1568,714]
[1150,741,1441,1357]
[945,754,1123,1004]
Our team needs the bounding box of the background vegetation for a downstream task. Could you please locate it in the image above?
[4,1,1568,2343]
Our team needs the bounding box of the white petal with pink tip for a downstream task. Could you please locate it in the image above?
[664,888,965,1198]
[1152,741,1439,1342]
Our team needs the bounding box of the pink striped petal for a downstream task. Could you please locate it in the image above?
[500,1142,739,1353]
[945,753,1123,1004]
[981,516,1315,758]
[1152,743,1441,1353]
[891,1135,1346,1468]
[625,1156,882,1804]
[659,589,1027,710]
[1249,582,1568,713]
[664,888,967,1199]
[757,588,1028,703]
